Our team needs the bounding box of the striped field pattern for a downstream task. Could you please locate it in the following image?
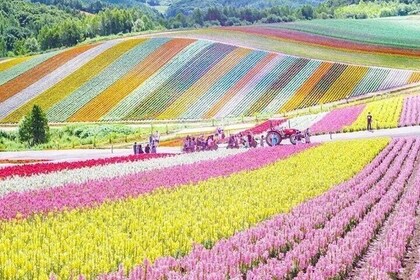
[1,37,419,123]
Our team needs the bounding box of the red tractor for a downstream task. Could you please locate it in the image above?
[266,128,308,146]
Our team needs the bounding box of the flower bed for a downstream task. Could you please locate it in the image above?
[310,104,365,134]
[0,153,169,179]
[399,95,420,127]
[0,138,387,279]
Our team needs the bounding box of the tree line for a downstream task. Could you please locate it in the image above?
[0,0,163,57]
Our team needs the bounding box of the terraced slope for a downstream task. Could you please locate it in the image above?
[0,36,419,123]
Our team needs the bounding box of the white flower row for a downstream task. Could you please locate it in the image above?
[47,38,169,122]
[215,55,283,118]
[287,111,328,131]
[102,40,213,121]
[182,50,267,119]
[0,51,60,85]
[0,41,119,119]
[0,149,245,198]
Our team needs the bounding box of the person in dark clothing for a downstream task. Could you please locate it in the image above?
[145,144,150,154]
[367,112,373,131]
[133,142,138,155]
[138,144,144,154]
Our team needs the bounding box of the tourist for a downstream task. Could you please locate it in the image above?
[133,142,138,155]
[305,128,311,143]
[151,144,157,154]
[138,144,144,154]
[191,137,196,152]
[260,135,265,147]
[367,112,373,131]
[154,131,160,144]
[145,144,150,154]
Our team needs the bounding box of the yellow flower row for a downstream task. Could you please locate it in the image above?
[0,57,31,72]
[345,95,404,131]
[0,139,388,279]
[2,39,144,123]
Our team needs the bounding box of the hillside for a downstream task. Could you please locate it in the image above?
[168,16,420,70]
[0,35,419,123]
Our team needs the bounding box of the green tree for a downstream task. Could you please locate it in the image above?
[18,105,50,146]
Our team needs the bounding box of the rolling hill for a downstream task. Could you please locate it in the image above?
[168,16,420,70]
[0,29,419,123]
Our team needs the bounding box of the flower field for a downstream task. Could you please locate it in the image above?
[1,35,419,123]
[96,137,420,280]
[400,95,420,127]
[173,17,420,70]
[0,138,400,279]
[279,91,420,135]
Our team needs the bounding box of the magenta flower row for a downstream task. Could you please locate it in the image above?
[310,104,365,134]
[0,144,312,221]
[95,138,418,280]
[297,138,420,280]
[240,119,285,135]
[353,148,420,279]
[248,138,415,279]
[0,153,170,179]
[399,95,420,127]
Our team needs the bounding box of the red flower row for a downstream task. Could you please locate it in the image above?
[0,153,170,179]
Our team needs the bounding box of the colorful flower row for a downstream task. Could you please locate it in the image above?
[0,153,169,179]
[2,39,143,123]
[345,95,404,131]
[0,51,60,85]
[1,37,419,123]
[354,146,420,279]
[0,145,307,220]
[248,138,418,279]
[100,137,395,279]
[0,44,98,104]
[310,104,365,134]
[225,25,420,57]
[0,139,386,279]
[297,138,420,280]
[399,95,420,127]
[0,149,243,198]
[283,111,327,132]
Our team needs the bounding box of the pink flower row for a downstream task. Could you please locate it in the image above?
[95,138,411,280]
[298,138,420,280]
[399,95,420,127]
[0,144,312,221]
[354,151,420,279]
[248,138,413,279]
[240,119,285,135]
[0,154,170,179]
[310,104,365,134]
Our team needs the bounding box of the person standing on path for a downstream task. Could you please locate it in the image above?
[133,142,138,155]
[367,112,373,131]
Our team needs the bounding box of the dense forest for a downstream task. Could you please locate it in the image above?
[0,0,419,57]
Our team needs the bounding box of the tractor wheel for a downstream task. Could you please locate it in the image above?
[290,134,297,145]
[266,131,282,146]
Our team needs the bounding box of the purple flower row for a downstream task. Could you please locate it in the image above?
[247,137,413,279]
[296,138,420,279]
[0,144,312,221]
[310,104,365,135]
[95,138,404,280]
[354,152,420,279]
[399,95,420,127]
